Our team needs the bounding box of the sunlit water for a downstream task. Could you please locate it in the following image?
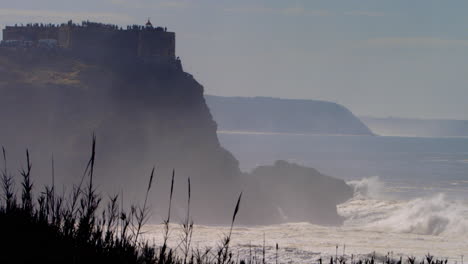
[145,133,468,263]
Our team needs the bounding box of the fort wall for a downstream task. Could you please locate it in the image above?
[2,21,176,61]
[3,26,59,42]
[138,31,175,58]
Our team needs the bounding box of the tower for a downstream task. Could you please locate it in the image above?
[145,19,153,29]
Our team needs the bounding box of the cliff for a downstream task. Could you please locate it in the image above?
[0,47,353,226]
[205,95,373,135]
[0,49,241,223]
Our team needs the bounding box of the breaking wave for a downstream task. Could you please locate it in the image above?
[347,176,386,199]
[339,177,468,236]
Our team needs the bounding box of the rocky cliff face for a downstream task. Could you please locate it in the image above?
[205,95,373,135]
[0,48,353,225]
[0,49,241,223]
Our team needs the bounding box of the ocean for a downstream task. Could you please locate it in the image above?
[145,132,468,263]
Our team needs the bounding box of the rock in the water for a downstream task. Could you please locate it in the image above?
[239,160,354,225]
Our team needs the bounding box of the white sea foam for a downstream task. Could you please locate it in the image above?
[347,176,387,199]
[341,177,468,236]
[364,194,468,236]
[144,177,468,263]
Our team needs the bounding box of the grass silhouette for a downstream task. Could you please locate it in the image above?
[0,136,452,264]
[0,136,243,264]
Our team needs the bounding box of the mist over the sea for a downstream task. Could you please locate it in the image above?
[143,176,468,263]
[164,132,468,261]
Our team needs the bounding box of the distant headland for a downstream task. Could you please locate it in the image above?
[205,95,374,136]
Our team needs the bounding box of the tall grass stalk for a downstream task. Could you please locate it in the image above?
[218,192,242,264]
[20,149,33,213]
[135,167,155,244]
[180,177,194,264]
[1,147,15,211]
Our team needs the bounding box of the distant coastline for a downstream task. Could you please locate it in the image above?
[361,116,468,138]
[218,129,468,139]
[206,95,374,136]
[217,130,373,137]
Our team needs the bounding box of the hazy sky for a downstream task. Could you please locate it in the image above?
[1,0,468,119]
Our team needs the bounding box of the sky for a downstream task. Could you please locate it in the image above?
[1,0,468,119]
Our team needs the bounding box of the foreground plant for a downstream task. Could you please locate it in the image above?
[0,137,451,264]
[0,136,245,264]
